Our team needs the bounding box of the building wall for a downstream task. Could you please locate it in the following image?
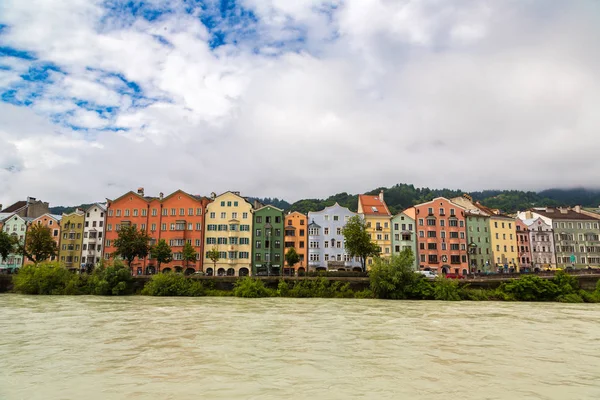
[82,205,106,268]
[307,203,362,271]
[515,219,532,270]
[58,211,85,269]
[0,214,27,270]
[104,192,152,273]
[489,216,519,271]
[364,215,392,266]
[204,192,253,276]
[465,215,493,272]
[391,213,418,270]
[25,214,61,265]
[283,212,308,273]
[414,198,469,275]
[252,206,285,275]
[150,192,210,274]
[553,219,600,268]
[525,218,556,270]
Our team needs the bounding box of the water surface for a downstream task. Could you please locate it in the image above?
[1,295,599,399]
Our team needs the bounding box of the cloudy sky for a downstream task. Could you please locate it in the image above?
[1,0,599,207]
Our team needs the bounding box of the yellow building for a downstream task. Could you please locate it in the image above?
[476,204,519,271]
[58,209,85,270]
[204,191,254,276]
[358,191,392,267]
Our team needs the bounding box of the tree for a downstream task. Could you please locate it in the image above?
[0,230,16,261]
[149,239,172,272]
[342,215,380,272]
[182,242,197,270]
[369,249,427,299]
[207,246,220,274]
[20,224,58,264]
[285,247,300,270]
[113,225,151,268]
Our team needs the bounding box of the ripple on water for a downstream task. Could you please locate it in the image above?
[1,295,600,400]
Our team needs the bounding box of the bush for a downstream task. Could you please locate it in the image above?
[461,288,495,301]
[353,289,374,299]
[141,273,205,296]
[13,263,81,295]
[433,277,462,301]
[553,271,579,295]
[557,293,584,303]
[305,271,368,278]
[369,251,422,299]
[233,277,273,298]
[286,278,354,298]
[579,290,600,303]
[276,280,290,297]
[501,276,560,301]
[88,261,133,295]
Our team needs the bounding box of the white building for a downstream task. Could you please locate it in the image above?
[82,203,106,268]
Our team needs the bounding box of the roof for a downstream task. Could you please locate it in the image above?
[85,203,107,212]
[309,202,356,216]
[1,201,26,213]
[0,212,13,222]
[358,195,391,216]
[531,208,598,221]
[33,213,62,222]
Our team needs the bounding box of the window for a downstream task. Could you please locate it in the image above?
[256,216,263,224]
[220,212,226,219]
[196,223,201,230]
[196,208,202,215]
[232,212,238,219]
[210,212,216,219]
[333,216,339,221]
[324,227,329,235]
[161,223,167,230]
[188,208,193,216]
[256,229,262,237]
[243,212,248,219]
[310,241,320,248]
[418,219,424,226]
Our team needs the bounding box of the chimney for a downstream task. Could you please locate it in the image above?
[137,187,144,196]
[574,205,581,213]
[379,190,384,202]
[211,192,217,200]
[159,192,164,200]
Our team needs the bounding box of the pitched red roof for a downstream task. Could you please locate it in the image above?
[358,194,391,216]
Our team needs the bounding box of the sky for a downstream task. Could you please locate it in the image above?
[1,0,599,207]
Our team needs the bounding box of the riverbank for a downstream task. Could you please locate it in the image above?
[4,263,600,303]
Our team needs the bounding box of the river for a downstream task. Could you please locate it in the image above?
[1,295,599,400]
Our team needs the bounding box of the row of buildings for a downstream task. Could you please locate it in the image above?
[2,189,600,276]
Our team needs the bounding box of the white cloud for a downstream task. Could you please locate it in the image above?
[0,0,599,208]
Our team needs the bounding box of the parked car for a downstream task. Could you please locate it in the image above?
[444,273,465,279]
[416,270,437,280]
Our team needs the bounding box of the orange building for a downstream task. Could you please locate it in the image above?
[25,213,62,264]
[283,211,308,275]
[414,197,469,275]
[104,188,211,275]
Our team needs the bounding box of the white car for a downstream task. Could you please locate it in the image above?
[416,270,437,279]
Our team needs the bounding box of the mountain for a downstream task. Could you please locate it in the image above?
[48,185,600,216]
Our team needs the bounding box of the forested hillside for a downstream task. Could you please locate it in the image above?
[49,185,600,216]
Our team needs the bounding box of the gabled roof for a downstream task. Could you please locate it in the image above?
[309,202,356,216]
[1,201,26,213]
[161,189,210,203]
[85,203,107,212]
[531,208,597,221]
[286,211,307,218]
[358,195,391,216]
[106,190,157,204]
[32,213,62,223]
[255,204,284,213]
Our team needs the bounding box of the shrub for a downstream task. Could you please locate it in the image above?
[233,277,273,298]
[369,251,421,299]
[276,280,290,297]
[461,288,494,301]
[88,261,133,295]
[553,271,579,296]
[501,276,560,301]
[286,278,355,298]
[557,293,584,303]
[579,290,600,303]
[13,263,81,295]
[141,272,205,296]
[353,289,374,299]
[433,277,461,301]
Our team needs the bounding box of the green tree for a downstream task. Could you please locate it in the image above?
[0,230,16,261]
[285,247,300,270]
[182,242,197,270]
[20,223,58,264]
[369,249,425,299]
[207,246,220,274]
[149,239,172,272]
[342,215,380,272]
[113,225,151,268]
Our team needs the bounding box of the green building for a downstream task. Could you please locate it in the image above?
[465,212,493,272]
[391,209,418,270]
[252,205,284,275]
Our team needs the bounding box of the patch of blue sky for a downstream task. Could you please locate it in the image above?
[0,46,37,60]
[20,62,63,82]
[73,99,118,117]
[1,88,39,106]
[0,65,11,71]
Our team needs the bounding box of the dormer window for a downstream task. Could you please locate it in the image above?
[371,206,378,213]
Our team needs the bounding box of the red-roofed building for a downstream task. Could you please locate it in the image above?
[358,191,392,267]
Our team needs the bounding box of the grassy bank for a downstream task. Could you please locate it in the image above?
[7,259,600,303]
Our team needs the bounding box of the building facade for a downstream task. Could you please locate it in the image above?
[0,213,29,271]
[58,210,85,270]
[518,207,600,269]
[26,214,62,264]
[523,217,556,270]
[414,197,469,275]
[515,219,532,271]
[82,204,106,270]
[391,209,418,270]
[252,205,285,275]
[0,197,49,219]
[307,203,362,271]
[358,192,392,267]
[204,191,253,276]
[283,211,308,274]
